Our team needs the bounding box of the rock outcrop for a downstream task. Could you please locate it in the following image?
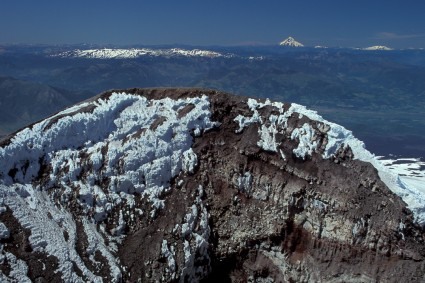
[0,88,424,282]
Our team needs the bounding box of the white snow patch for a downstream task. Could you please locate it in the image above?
[1,184,103,282]
[0,252,31,282]
[182,148,198,174]
[83,219,122,281]
[180,186,210,281]
[0,92,217,214]
[257,116,280,152]
[291,123,318,159]
[0,222,10,239]
[181,204,198,239]
[234,98,287,153]
[238,172,253,195]
[161,240,176,279]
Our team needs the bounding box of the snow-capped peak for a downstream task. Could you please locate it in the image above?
[362,45,393,51]
[279,36,304,47]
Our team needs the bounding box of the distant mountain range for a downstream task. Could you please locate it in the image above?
[14,38,401,61]
[53,47,235,59]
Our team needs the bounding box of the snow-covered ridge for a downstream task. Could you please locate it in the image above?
[0,91,219,209]
[234,98,366,160]
[53,48,233,59]
[234,98,425,225]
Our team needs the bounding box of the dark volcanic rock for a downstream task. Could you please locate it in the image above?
[0,88,424,282]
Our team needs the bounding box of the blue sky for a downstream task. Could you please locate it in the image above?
[1,0,425,48]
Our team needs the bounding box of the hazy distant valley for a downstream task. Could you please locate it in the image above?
[1,44,425,158]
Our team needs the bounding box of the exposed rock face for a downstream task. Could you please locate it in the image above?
[0,88,424,282]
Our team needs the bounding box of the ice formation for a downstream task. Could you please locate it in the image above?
[0,92,218,281]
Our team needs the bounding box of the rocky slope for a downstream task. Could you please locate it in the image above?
[0,88,424,282]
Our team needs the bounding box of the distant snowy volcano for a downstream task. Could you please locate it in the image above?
[363,45,393,51]
[279,36,304,47]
